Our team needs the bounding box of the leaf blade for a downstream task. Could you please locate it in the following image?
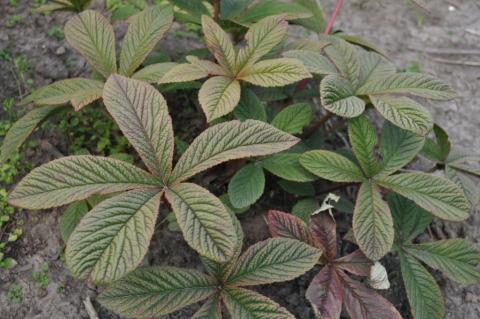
[239,58,312,87]
[199,76,241,122]
[348,115,380,177]
[202,15,236,73]
[320,75,365,118]
[306,266,343,319]
[300,150,365,182]
[228,163,265,208]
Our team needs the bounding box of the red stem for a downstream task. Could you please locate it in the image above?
[324,0,345,34]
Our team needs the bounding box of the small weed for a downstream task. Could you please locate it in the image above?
[48,26,64,39]
[5,15,21,28]
[32,264,50,289]
[7,284,22,304]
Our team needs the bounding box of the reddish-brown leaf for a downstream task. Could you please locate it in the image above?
[335,250,373,277]
[339,271,402,319]
[310,213,337,260]
[306,265,343,319]
[266,210,319,248]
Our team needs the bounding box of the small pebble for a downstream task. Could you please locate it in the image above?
[55,47,66,55]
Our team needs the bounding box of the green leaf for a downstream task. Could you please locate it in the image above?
[187,55,230,75]
[165,183,238,262]
[103,74,174,182]
[239,58,311,87]
[421,124,451,163]
[378,122,425,176]
[0,105,61,165]
[369,95,433,136]
[170,120,299,183]
[271,103,313,134]
[348,115,380,177]
[66,189,161,283]
[234,88,267,122]
[445,165,480,206]
[131,62,177,83]
[228,163,265,208]
[353,182,394,260]
[399,251,444,319]
[324,38,360,88]
[20,78,104,111]
[58,200,89,242]
[199,76,241,122]
[233,0,311,26]
[64,10,117,78]
[292,0,326,32]
[300,150,365,182]
[227,237,321,286]
[201,15,236,73]
[235,15,288,72]
[358,51,396,85]
[375,172,470,221]
[283,50,338,75]
[223,287,295,319]
[192,295,222,319]
[262,153,317,182]
[320,75,366,118]
[292,197,319,223]
[8,156,160,209]
[285,39,330,52]
[278,180,315,197]
[404,239,480,285]
[99,266,217,318]
[119,5,173,76]
[337,33,388,58]
[357,73,456,100]
[388,193,432,244]
[158,63,210,83]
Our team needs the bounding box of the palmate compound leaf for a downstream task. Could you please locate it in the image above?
[119,4,173,76]
[348,115,380,177]
[282,50,338,75]
[339,271,402,319]
[228,163,265,208]
[19,78,105,111]
[306,265,343,319]
[299,150,365,183]
[266,210,318,247]
[357,73,456,100]
[103,74,174,182]
[226,237,321,286]
[169,120,299,184]
[404,239,480,285]
[165,183,238,262]
[235,15,288,73]
[64,10,117,79]
[98,266,217,318]
[223,287,295,319]
[238,58,312,87]
[375,172,471,221]
[369,95,434,136]
[378,122,425,177]
[8,156,161,209]
[271,103,313,134]
[131,62,177,83]
[262,153,317,182]
[0,105,62,165]
[399,251,444,319]
[320,74,366,118]
[66,189,161,283]
[202,15,236,74]
[198,76,241,122]
[353,182,394,261]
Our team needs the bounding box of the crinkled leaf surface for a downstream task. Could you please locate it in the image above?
[335,250,373,277]
[271,103,312,134]
[357,73,456,100]
[348,115,380,177]
[353,182,394,261]
[20,78,104,110]
[266,210,317,247]
[223,287,295,319]
[399,251,444,319]
[283,50,338,75]
[309,213,337,260]
[226,237,321,286]
[9,156,160,209]
[324,38,360,88]
[262,153,317,182]
[234,88,267,122]
[306,265,343,319]
[103,74,174,182]
[358,51,396,85]
[58,200,89,242]
[165,183,237,262]
[239,58,311,87]
[300,150,365,182]
[192,295,222,319]
[405,239,480,285]
[375,172,470,221]
[228,163,265,208]
[378,122,425,176]
[0,105,61,164]
[131,62,177,83]
[64,10,117,78]
[199,76,241,122]
[170,120,299,183]
[320,75,365,118]
[370,95,433,136]
[158,62,210,83]
[202,15,236,73]
[99,266,217,318]
[66,189,161,283]
[119,5,173,76]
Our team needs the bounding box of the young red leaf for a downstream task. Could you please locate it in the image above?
[306,265,343,319]
[310,213,337,260]
[335,250,373,277]
[266,210,318,247]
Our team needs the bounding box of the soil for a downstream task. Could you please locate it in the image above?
[0,0,479,318]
